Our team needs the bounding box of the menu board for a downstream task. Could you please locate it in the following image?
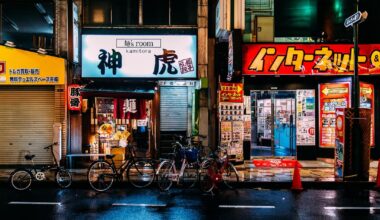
[243,115,251,141]
[360,82,375,147]
[296,90,316,146]
[219,103,244,121]
[220,121,232,144]
[319,82,351,148]
[231,121,244,159]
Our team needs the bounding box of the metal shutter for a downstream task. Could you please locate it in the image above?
[160,87,188,131]
[0,87,55,165]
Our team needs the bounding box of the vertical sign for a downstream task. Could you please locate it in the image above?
[335,108,345,179]
[68,84,82,111]
[296,90,316,146]
[319,82,351,148]
[72,2,79,63]
[360,82,375,146]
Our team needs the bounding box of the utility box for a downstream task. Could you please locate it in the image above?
[335,108,371,181]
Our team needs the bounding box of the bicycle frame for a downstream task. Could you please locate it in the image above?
[157,158,188,183]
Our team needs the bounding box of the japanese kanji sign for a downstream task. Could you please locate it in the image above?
[68,84,83,111]
[243,44,380,75]
[219,83,243,103]
[0,45,66,85]
[82,35,197,78]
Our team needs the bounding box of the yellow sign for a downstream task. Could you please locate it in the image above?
[0,45,66,85]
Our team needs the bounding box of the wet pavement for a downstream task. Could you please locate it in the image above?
[1,160,379,185]
[2,186,380,219]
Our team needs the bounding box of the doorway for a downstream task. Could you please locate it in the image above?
[251,90,296,157]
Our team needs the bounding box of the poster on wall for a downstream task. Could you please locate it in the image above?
[231,121,244,159]
[335,108,345,180]
[296,90,316,146]
[220,121,232,144]
[82,35,197,78]
[243,115,251,141]
[219,103,244,121]
[360,82,375,147]
[319,82,351,148]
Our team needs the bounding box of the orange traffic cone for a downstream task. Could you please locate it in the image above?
[291,161,303,191]
[375,159,380,189]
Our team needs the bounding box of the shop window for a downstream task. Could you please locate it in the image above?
[170,0,197,25]
[0,1,54,51]
[83,0,197,26]
[142,0,169,25]
[83,0,139,25]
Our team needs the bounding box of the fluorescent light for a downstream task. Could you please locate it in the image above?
[37,48,47,55]
[4,41,16,47]
[44,15,54,25]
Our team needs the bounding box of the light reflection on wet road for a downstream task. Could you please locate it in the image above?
[1,185,380,219]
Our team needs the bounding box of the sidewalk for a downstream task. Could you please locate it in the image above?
[1,160,378,189]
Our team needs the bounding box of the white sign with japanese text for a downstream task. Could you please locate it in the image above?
[82,35,197,78]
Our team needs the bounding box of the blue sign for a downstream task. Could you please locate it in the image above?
[82,35,197,78]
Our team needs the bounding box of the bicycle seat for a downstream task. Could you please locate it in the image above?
[106,154,115,159]
[25,154,35,160]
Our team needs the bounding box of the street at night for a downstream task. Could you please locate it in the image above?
[2,185,380,219]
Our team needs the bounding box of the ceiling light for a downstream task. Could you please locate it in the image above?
[4,41,16,47]
[37,48,47,55]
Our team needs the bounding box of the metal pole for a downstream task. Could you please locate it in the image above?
[353,0,360,112]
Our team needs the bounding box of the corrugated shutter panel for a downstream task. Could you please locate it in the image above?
[160,87,188,131]
[0,87,55,165]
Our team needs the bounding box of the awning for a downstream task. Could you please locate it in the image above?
[80,81,156,99]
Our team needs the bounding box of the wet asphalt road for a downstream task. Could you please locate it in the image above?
[2,184,380,220]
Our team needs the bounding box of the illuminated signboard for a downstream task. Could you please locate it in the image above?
[0,46,65,85]
[360,82,375,146]
[68,84,83,111]
[319,82,351,148]
[81,35,197,78]
[242,44,380,75]
[219,82,243,103]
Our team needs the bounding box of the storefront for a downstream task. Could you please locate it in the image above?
[242,43,380,160]
[77,32,198,161]
[0,45,67,165]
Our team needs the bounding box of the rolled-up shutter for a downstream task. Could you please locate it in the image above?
[160,87,188,131]
[0,87,55,165]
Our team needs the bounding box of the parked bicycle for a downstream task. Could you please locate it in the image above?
[199,145,239,193]
[156,139,201,191]
[87,145,155,192]
[9,143,72,191]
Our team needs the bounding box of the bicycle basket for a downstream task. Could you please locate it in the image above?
[180,148,199,162]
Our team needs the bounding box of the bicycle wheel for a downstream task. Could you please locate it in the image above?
[199,160,214,193]
[127,160,155,188]
[180,162,198,188]
[87,161,115,192]
[222,162,239,189]
[56,169,72,189]
[157,161,174,191]
[10,168,32,191]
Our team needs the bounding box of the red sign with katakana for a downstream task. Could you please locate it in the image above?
[243,44,380,75]
[219,82,243,103]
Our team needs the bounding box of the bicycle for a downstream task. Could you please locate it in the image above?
[9,143,72,191]
[199,145,239,193]
[87,145,155,192]
[156,141,201,191]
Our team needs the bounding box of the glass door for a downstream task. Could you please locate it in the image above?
[251,90,296,157]
[273,91,296,156]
